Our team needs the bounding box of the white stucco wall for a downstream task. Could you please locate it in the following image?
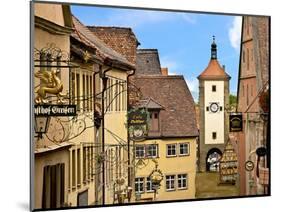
[204,81,225,144]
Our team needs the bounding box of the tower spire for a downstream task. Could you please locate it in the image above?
[211,35,217,59]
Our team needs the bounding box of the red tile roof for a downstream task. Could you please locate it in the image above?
[132,75,199,138]
[71,16,135,71]
[198,59,230,80]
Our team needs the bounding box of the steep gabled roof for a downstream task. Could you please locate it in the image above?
[133,75,198,138]
[135,49,162,75]
[87,26,140,64]
[137,97,164,110]
[71,16,135,71]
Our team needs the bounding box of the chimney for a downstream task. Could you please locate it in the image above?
[161,67,168,76]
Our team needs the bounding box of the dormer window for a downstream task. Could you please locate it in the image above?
[149,110,159,132]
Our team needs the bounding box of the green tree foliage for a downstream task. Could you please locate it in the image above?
[229,94,237,106]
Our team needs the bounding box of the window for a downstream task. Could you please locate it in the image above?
[242,50,245,63]
[71,69,94,112]
[147,144,158,158]
[167,144,176,156]
[179,143,189,156]
[146,177,153,192]
[76,73,80,110]
[220,106,223,111]
[206,106,209,111]
[86,75,89,111]
[166,175,175,190]
[107,78,113,111]
[42,164,65,209]
[115,79,118,111]
[71,72,75,105]
[82,74,85,110]
[135,177,144,193]
[178,174,187,189]
[89,75,93,111]
[135,146,145,158]
[212,132,217,139]
[212,85,216,92]
[149,111,160,132]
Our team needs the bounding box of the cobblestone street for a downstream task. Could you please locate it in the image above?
[196,172,239,199]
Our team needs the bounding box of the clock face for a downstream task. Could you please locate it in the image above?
[210,102,219,113]
[245,160,254,171]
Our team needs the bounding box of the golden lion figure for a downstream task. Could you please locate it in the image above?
[35,69,66,104]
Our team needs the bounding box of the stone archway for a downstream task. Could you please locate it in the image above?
[206,148,222,172]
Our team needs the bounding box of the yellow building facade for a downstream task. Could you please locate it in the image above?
[33,2,135,209]
[134,138,197,201]
[33,2,73,209]
[130,50,199,201]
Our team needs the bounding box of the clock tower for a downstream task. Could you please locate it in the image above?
[197,36,231,172]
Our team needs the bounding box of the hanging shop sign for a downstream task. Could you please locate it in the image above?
[34,104,76,116]
[128,109,148,141]
[245,160,255,171]
[128,110,147,125]
[256,147,267,157]
[229,113,243,132]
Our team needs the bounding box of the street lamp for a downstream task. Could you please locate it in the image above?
[127,186,133,202]
[115,186,133,204]
[148,159,164,200]
[34,116,50,139]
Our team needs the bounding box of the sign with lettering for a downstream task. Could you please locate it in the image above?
[128,109,148,141]
[34,105,76,116]
[128,110,147,125]
[229,113,243,132]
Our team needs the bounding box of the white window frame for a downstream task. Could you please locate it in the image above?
[165,175,176,191]
[135,177,144,193]
[179,143,190,156]
[135,146,145,158]
[166,144,177,157]
[146,177,154,192]
[147,144,158,158]
[177,174,188,189]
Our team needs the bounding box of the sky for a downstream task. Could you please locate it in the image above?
[71,5,242,102]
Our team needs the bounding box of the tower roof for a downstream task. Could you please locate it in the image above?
[198,59,230,80]
[198,37,231,80]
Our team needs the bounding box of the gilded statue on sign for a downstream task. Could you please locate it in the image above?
[34,69,66,104]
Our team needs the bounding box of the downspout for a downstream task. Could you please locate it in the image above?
[126,69,135,198]
[100,65,111,205]
[93,69,99,204]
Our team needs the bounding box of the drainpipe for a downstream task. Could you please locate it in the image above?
[93,69,99,204]
[100,65,111,205]
[126,69,135,198]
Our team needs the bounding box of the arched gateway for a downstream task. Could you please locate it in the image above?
[206,148,222,172]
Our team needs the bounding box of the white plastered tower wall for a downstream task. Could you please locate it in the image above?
[198,37,230,172]
[204,80,225,144]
